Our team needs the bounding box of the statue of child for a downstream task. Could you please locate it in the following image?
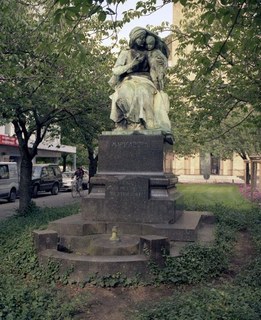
[146,35,168,91]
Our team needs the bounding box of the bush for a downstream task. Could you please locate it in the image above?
[0,280,78,320]
[0,205,81,319]
[134,285,261,320]
[149,243,228,285]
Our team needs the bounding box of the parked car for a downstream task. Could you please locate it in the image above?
[31,164,62,197]
[61,170,89,191]
[61,171,74,191]
[0,162,19,202]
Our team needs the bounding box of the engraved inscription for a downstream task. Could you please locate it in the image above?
[98,135,163,172]
[105,178,149,201]
[111,141,149,148]
[109,141,150,161]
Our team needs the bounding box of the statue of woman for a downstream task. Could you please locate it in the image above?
[109,27,172,142]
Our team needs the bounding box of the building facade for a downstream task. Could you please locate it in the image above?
[0,124,76,170]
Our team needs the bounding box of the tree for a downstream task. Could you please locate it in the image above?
[61,110,113,178]
[0,0,113,213]
[60,58,113,177]
[52,0,168,29]
[166,0,261,174]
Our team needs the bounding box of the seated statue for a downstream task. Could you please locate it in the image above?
[109,27,173,144]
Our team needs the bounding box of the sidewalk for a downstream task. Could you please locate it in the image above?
[177,174,244,184]
[0,191,83,221]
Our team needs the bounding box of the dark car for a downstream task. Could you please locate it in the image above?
[31,164,62,197]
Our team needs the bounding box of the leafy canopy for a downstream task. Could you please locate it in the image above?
[167,0,261,157]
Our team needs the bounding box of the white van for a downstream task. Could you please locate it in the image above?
[0,162,19,202]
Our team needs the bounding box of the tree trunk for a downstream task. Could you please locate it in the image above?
[88,147,98,179]
[62,154,67,172]
[19,154,33,214]
[12,120,35,214]
[237,150,250,185]
[246,162,250,185]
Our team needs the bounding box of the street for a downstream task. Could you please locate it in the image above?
[0,190,88,221]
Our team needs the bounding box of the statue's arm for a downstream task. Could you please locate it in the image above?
[157,51,168,69]
[112,50,141,76]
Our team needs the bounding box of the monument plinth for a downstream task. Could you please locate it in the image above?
[82,132,182,224]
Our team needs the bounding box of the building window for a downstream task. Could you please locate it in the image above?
[211,155,220,175]
[200,153,220,175]
[200,153,211,175]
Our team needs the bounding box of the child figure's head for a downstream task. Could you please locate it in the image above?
[146,35,156,51]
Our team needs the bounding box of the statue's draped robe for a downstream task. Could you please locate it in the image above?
[109,49,171,133]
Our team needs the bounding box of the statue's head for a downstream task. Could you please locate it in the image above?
[129,27,147,48]
[128,27,170,58]
[146,35,156,51]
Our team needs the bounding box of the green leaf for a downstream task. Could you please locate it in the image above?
[201,11,216,25]
[78,43,87,55]
[58,0,70,4]
[98,11,106,21]
[89,4,100,15]
[180,0,187,6]
[67,6,80,14]
[222,13,232,25]
[136,1,144,9]
[53,9,63,24]
[65,11,75,23]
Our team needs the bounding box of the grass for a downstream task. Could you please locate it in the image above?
[134,286,261,320]
[177,183,254,211]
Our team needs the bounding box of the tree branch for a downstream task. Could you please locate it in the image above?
[205,109,254,142]
[223,100,241,119]
[208,2,245,72]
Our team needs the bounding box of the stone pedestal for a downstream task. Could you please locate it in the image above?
[81,132,182,224]
[34,131,215,281]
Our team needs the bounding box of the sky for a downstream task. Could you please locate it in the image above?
[109,1,173,42]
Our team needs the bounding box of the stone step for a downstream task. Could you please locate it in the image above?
[59,234,140,256]
[39,249,149,281]
[170,242,188,257]
[49,214,106,236]
[36,215,216,281]
[197,222,216,244]
[142,211,202,241]
[49,211,204,241]
[169,222,216,257]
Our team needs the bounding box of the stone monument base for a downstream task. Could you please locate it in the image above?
[33,131,215,281]
[82,131,182,224]
[34,211,215,281]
